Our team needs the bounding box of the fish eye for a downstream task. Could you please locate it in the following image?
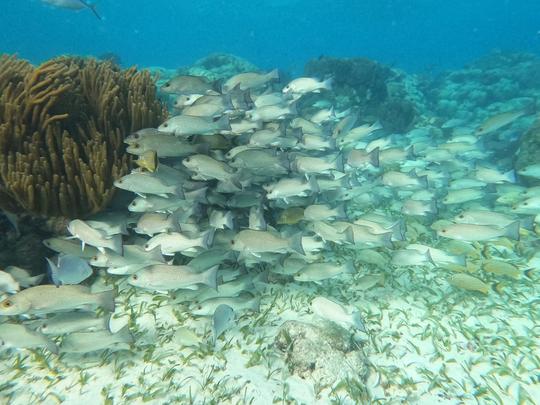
[117,179,123,184]
[230,240,235,245]
[186,97,191,101]
[134,143,140,148]
[132,202,137,206]
[458,214,464,219]
[41,323,48,329]
[144,244,149,249]
[92,256,97,261]
[132,275,138,280]
[133,134,139,139]
[523,202,528,206]
[163,123,168,127]
[164,82,170,87]
[196,305,202,310]
[1,300,12,308]
[185,157,190,162]
[441,229,447,233]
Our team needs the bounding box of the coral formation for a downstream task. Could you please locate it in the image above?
[0,55,165,218]
[377,98,416,133]
[178,53,260,82]
[304,56,392,112]
[515,117,540,186]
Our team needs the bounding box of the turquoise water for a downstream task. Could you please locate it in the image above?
[2,1,540,72]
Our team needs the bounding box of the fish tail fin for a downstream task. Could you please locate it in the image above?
[524,268,534,279]
[289,232,305,255]
[46,257,61,287]
[195,142,210,155]
[333,153,345,172]
[344,260,356,274]
[97,289,116,312]
[418,175,429,189]
[115,325,135,344]
[216,115,231,132]
[222,93,235,111]
[288,101,298,116]
[81,1,102,20]
[46,340,59,354]
[203,265,219,290]
[405,144,416,158]
[109,234,123,255]
[371,120,383,131]
[380,231,394,249]
[351,312,367,332]
[390,219,406,241]
[504,220,521,241]
[251,297,261,312]
[343,226,355,244]
[336,203,347,220]
[267,68,280,81]
[369,147,380,167]
[201,228,216,249]
[491,282,504,295]
[504,169,517,183]
[308,175,319,194]
[322,77,333,91]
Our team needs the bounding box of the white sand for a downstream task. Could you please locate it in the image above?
[1,257,539,404]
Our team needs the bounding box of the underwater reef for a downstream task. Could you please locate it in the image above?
[1,51,540,404]
[304,56,416,132]
[0,55,165,219]
[179,53,260,82]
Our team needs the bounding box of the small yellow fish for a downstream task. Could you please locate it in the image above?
[134,150,158,172]
[277,207,305,225]
[483,260,529,280]
[449,274,491,294]
[355,274,385,291]
[475,109,529,136]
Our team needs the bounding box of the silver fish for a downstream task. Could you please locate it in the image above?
[0,323,58,353]
[114,172,181,197]
[144,229,214,256]
[0,285,114,316]
[128,264,218,291]
[41,0,101,19]
[46,254,93,286]
[222,70,279,92]
[67,219,123,254]
[212,304,235,345]
[191,292,260,316]
[60,326,133,354]
[160,75,216,95]
[311,296,365,331]
[158,115,230,136]
[25,312,110,336]
[231,230,304,256]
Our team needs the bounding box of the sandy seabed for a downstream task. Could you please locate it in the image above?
[1,256,539,405]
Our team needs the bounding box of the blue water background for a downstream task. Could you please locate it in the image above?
[1,0,540,73]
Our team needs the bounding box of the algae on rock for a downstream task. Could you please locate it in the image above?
[275,320,369,393]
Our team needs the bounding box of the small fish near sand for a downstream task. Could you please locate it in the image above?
[41,0,101,19]
[0,285,115,316]
[46,254,93,287]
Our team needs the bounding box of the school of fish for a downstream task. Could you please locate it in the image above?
[0,66,538,355]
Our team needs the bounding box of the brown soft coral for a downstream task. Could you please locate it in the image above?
[0,55,166,218]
